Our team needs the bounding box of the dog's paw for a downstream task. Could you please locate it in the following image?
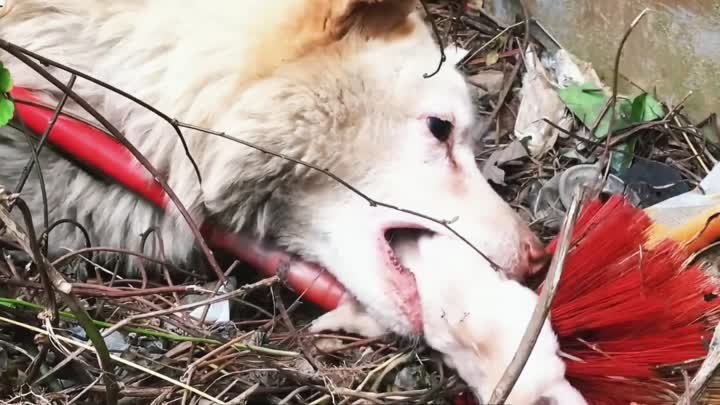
[308,299,387,338]
[536,380,588,405]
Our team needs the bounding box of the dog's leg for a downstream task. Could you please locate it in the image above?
[309,296,388,338]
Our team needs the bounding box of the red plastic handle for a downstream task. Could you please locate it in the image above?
[11,87,169,209]
[201,225,346,308]
[9,87,346,311]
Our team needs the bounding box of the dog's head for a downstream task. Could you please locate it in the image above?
[203,0,548,335]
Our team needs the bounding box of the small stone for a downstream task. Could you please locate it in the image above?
[392,365,431,391]
[101,329,130,353]
[313,337,345,354]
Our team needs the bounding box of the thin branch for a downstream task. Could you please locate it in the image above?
[50,246,204,279]
[3,44,203,185]
[594,9,650,193]
[1,278,218,298]
[0,192,59,325]
[12,115,50,232]
[457,21,524,68]
[676,321,720,405]
[40,218,97,283]
[176,121,503,271]
[419,0,446,78]
[15,75,76,196]
[488,184,586,404]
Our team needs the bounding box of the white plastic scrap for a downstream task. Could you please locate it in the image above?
[187,277,237,324]
[645,163,720,229]
[513,45,573,157]
[515,45,612,157]
[544,49,607,91]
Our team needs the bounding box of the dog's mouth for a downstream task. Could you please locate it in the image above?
[380,226,436,334]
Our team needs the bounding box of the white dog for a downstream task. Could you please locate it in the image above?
[0,0,547,341]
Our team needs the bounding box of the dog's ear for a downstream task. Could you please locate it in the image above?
[327,0,417,39]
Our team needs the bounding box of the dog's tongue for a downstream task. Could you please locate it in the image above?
[386,231,432,332]
[384,260,423,333]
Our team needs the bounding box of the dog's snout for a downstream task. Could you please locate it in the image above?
[516,231,550,278]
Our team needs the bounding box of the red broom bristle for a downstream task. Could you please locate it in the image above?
[540,195,720,405]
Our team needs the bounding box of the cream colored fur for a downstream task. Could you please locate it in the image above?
[393,233,587,405]
[0,0,544,351]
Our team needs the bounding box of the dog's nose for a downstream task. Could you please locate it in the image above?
[516,231,550,278]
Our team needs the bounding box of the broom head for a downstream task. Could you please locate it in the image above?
[542,194,720,405]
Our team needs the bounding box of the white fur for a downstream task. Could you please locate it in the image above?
[392,233,588,405]
[0,0,543,338]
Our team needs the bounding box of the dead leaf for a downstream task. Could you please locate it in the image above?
[494,140,528,165]
[481,140,529,185]
[485,50,500,66]
[482,161,507,185]
[313,337,345,354]
[468,69,505,98]
[466,0,484,10]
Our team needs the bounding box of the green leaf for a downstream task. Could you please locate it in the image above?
[0,97,14,127]
[630,92,665,123]
[610,138,637,172]
[558,83,633,139]
[0,62,11,93]
[0,297,219,344]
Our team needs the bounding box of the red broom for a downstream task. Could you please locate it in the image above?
[543,195,720,405]
[10,87,720,405]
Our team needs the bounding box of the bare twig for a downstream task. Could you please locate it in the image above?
[593,9,650,195]
[176,121,503,271]
[4,46,203,185]
[40,218,97,282]
[0,277,221,298]
[50,246,201,278]
[676,321,720,405]
[488,184,585,404]
[674,115,711,175]
[14,75,76,198]
[419,0,447,78]
[457,21,524,68]
[0,192,59,324]
[12,113,50,232]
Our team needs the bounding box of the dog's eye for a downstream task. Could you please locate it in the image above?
[426,116,453,142]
